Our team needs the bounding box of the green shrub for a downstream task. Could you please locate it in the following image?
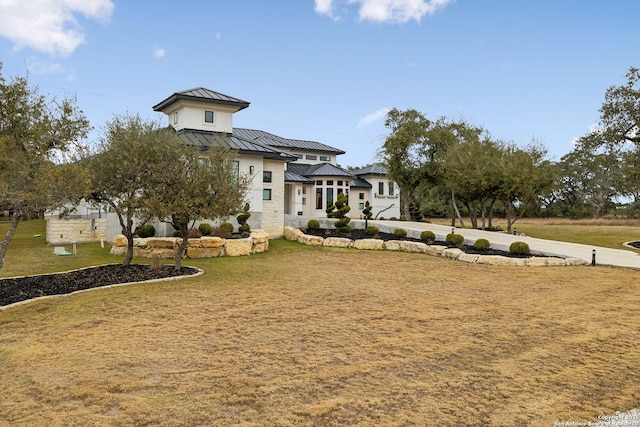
[473,238,491,251]
[509,241,530,255]
[307,219,320,230]
[237,203,251,234]
[213,222,234,239]
[445,233,464,247]
[420,230,436,243]
[135,224,155,238]
[173,230,182,238]
[393,228,407,239]
[198,223,212,236]
[365,225,379,236]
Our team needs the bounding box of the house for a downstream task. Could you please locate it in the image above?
[153,87,400,235]
[45,88,400,243]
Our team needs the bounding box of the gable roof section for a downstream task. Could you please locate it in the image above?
[285,170,315,184]
[153,88,250,112]
[233,128,345,155]
[175,129,297,161]
[350,177,373,188]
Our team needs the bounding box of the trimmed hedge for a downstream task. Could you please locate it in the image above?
[420,230,436,243]
[393,228,408,239]
[365,225,379,236]
[445,233,464,247]
[509,241,531,255]
[473,238,491,251]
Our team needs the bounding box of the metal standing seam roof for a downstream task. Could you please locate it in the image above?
[353,163,388,176]
[284,171,315,184]
[175,129,298,161]
[233,128,345,155]
[153,87,250,112]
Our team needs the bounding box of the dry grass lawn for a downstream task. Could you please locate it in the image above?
[1,239,640,426]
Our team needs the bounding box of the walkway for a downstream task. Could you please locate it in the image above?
[363,219,640,270]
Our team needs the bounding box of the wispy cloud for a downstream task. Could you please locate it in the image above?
[357,107,390,129]
[315,0,454,23]
[0,0,114,56]
[153,47,166,59]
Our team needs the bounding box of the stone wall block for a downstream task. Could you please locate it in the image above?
[400,241,428,253]
[323,237,353,248]
[353,239,384,250]
[298,234,324,246]
[187,247,224,259]
[201,236,225,248]
[224,238,253,256]
[384,240,402,251]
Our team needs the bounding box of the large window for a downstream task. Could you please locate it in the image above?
[263,171,272,183]
[263,189,272,200]
[204,110,214,123]
[306,154,317,160]
[316,188,323,209]
[320,155,331,162]
[378,182,384,195]
[326,188,334,206]
[388,182,395,196]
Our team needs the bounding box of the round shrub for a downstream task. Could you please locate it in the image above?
[135,224,155,238]
[307,219,320,230]
[420,230,436,243]
[473,238,491,251]
[172,230,182,238]
[393,228,407,239]
[445,233,464,247]
[365,225,379,236]
[198,223,212,236]
[220,222,234,233]
[509,241,530,255]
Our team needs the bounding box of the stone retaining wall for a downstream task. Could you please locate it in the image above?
[283,226,588,267]
[110,230,269,259]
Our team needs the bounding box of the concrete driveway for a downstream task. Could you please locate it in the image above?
[362,219,640,270]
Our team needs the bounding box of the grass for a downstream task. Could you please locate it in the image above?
[1,220,640,425]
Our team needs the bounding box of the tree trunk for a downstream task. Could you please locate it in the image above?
[0,212,21,271]
[402,194,411,221]
[451,190,465,228]
[174,233,188,270]
[123,231,134,266]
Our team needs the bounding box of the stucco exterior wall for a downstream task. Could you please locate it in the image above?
[261,159,285,237]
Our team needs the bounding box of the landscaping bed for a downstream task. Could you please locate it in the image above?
[0,264,199,307]
[304,228,540,258]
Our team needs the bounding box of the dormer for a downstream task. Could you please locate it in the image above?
[153,87,250,133]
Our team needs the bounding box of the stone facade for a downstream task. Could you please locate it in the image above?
[46,218,108,244]
[110,230,269,259]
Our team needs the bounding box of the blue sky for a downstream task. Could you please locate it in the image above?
[0,0,638,167]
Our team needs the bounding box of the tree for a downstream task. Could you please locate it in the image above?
[498,143,555,231]
[0,66,90,270]
[379,109,450,219]
[143,137,249,270]
[326,192,351,232]
[89,114,166,266]
[597,67,640,147]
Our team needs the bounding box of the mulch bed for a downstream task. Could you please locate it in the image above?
[0,264,199,308]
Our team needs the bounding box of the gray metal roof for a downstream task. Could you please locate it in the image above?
[175,129,297,161]
[284,171,315,184]
[153,88,250,112]
[303,163,354,177]
[233,128,345,155]
[354,163,388,176]
[349,177,373,188]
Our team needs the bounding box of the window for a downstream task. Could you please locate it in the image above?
[306,154,317,160]
[337,180,343,186]
[263,171,272,183]
[302,187,306,194]
[204,110,214,123]
[327,180,334,186]
[359,203,365,210]
[316,180,322,185]
[359,192,365,200]
[337,188,343,195]
[173,112,178,124]
[388,182,395,196]
[232,161,239,182]
[316,188,323,209]
[378,182,384,195]
[326,188,334,206]
[302,198,306,205]
[320,155,331,162]
[263,189,272,200]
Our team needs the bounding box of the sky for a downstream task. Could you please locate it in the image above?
[0,0,639,167]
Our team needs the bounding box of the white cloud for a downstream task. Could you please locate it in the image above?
[153,48,166,59]
[357,107,390,129]
[0,0,114,56]
[315,0,454,23]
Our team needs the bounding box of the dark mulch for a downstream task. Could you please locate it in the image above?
[628,241,640,249]
[0,264,199,307]
[305,228,539,258]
